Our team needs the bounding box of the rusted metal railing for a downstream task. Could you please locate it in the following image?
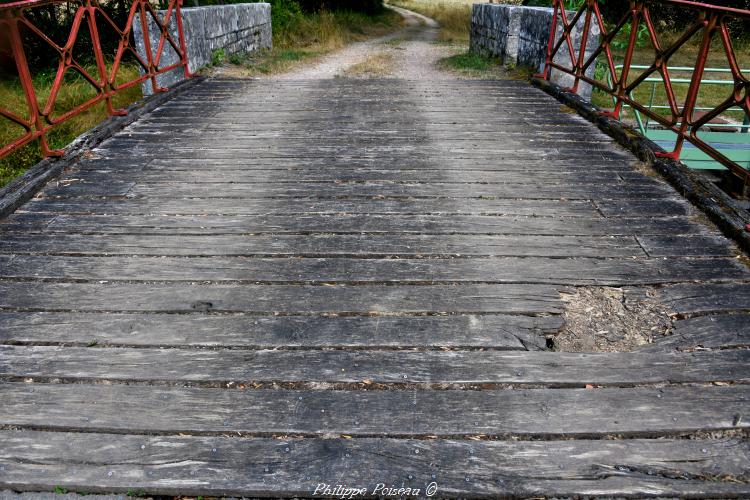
[540,0,750,187]
[0,0,191,159]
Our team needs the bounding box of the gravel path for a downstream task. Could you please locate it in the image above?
[269,5,463,81]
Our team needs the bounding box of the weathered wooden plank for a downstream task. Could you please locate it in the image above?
[0,282,563,314]
[102,147,629,163]
[0,255,745,285]
[0,491,125,500]
[640,314,750,352]
[0,312,555,350]
[63,169,658,185]
[596,198,697,218]
[118,130,624,143]
[637,234,737,257]
[0,431,746,497]
[0,346,746,386]
[1,214,705,236]
[40,180,674,200]
[631,283,750,317]
[0,383,745,436]
[19,198,603,217]
[0,233,645,258]
[129,156,635,171]
[519,477,750,498]
[19,197,695,218]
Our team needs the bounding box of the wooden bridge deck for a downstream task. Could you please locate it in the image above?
[0,78,749,498]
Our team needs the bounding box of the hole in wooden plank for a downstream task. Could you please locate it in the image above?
[549,286,674,352]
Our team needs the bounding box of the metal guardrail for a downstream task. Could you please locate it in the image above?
[0,0,191,159]
[539,0,750,187]
[607,65,750,135]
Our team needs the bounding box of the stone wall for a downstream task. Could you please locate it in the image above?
[470,3,599,99]
[134,3,272,95]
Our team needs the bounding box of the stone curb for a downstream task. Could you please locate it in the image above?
[0,76,206,220]
[530,76,750,254]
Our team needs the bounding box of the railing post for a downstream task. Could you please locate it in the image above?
[571,0,596,94]
[138,0,166,93]
[535,0,561,80]
[658,10,718,161]
[601,1,641,120]
[175,0,192,78]
[85,0,127,117]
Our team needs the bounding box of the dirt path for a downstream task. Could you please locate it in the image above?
[269,5,462,80]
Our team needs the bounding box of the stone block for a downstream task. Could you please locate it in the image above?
[470,3,599,99]
[134,3,272,95]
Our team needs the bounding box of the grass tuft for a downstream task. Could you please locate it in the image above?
[439,51,505,79]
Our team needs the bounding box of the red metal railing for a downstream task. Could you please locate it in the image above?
[540,0,750,187]
[0,0,191,159]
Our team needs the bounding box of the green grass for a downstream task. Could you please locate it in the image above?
[211,48,227,66]
[439,51,505,78]
[0,63,143,188]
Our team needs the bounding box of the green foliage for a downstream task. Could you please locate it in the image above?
[593,60,608,82]
[211,48,226,66]
[53,487,69,494]
[298,0,384,15]
[0,1,133,72]
[445,52,498,71]
[610,21,649,52]
[440,51,505,78]
[263,0,304,32]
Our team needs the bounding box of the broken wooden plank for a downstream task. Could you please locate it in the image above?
[0,282,564,314]
[0,312,554,350]
[639,313,750,352]
[630,283,750,317]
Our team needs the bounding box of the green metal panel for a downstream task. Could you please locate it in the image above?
[644,129,750,171]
